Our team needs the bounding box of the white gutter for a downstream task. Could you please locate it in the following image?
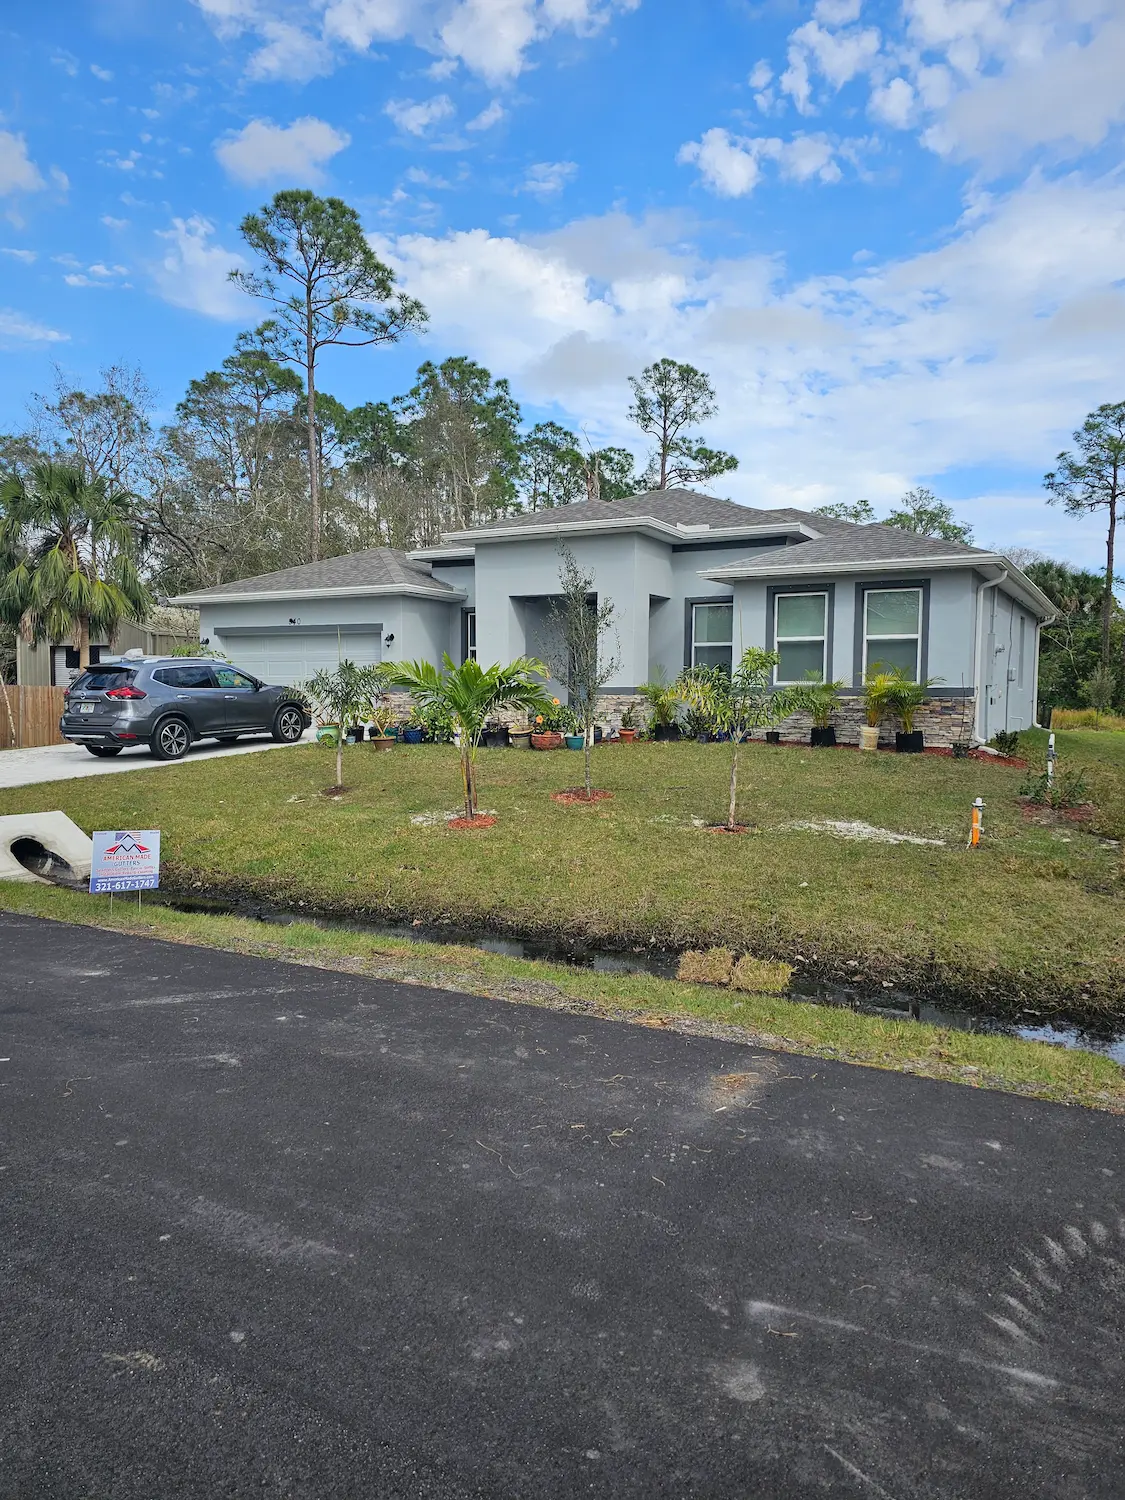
[971,568,1007,743]
[1031,614,1056,726]
[170,583,465,606]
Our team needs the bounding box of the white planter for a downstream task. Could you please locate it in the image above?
[859,725,880,752]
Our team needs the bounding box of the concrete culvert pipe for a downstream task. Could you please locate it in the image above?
[0,813,93,887]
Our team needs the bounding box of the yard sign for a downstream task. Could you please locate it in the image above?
[90,830,161,893]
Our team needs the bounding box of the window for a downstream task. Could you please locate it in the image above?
[464,609,477,662]
[72,667,135,693]
[154,664,216,689]
[692,602,733,672]
[214,667,256,689]
[774,593,827,683]
[864,588,921,680]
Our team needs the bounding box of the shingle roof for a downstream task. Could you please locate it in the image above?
[706,521,991,576]
[452,489,806,535]
[172,548,458,601]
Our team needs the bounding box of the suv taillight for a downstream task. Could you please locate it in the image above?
[105,685,146,699]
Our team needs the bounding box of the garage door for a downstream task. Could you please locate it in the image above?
[217,631,383,688]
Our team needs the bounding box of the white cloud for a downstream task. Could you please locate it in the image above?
[0,247,37,263]
[216,117,351,185]
[869,76,915,128]
[678,128,843,197]
[467,99,505,130]
[0,132,46,196]
[0,309,68,345]
[192,0,639,85]
[151,216,251,320]
[781,18,881,113]
[370,177,1125,563]
[385,95,455,135]
[749,60,772,89]
[101,214,130,229]
[521,160,578,196]
[91,63,114,81]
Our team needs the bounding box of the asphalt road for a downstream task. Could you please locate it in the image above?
[0,734,302,789]
[1,914,1122,1498]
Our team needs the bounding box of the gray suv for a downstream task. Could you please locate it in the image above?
[60,656,309,761]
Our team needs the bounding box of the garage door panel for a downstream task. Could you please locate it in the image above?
[218,633,382,687]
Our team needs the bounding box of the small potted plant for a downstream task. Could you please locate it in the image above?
[508,721,532,750]
[683,704,711,743]
[365,666,398,752]
[401,706,425,745]
[617,702,639,743]
[531,698,565,750]
[482,719,510,749]
[791,677,844,748]
[886,670,941,753]
[639,673,682,741]
[860,670,896,751]
[560,706,585,750]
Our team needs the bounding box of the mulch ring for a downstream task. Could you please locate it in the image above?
[550,789,614,805]
[924,746,1028,768]
[321,785,350,798]
[1018,799,1096,825]
[447,814,498,830]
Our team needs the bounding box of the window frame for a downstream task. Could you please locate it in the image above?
[463,608,477,663]
[690,600,734,673]
[862,586,922,683]
[772,590,828,685]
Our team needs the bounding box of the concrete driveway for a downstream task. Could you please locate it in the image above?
[0,733,303,789]
[1,913,1122,1498]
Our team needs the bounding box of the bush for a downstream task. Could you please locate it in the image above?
[990,730,1021,756]
[1020,766,1090,809]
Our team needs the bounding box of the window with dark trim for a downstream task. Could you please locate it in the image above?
[464,609,477,662]
[691,602,733,672]
[863,587,921,680]
[774,592,827,683]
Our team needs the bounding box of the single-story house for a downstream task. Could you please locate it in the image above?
[171,489,1054,744]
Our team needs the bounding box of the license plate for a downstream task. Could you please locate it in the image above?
[79,703,96,714]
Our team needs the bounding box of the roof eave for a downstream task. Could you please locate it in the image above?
[442,516,817,545]
[170,582,466,606]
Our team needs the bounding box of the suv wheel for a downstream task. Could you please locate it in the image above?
[86,746,123,758]
[150,717,192,761]
[272,705,305,743]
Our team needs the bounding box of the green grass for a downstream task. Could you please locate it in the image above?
[1,733,1123,1015]
[0,882,1120,1113]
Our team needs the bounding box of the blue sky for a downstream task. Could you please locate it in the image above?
[2,0,1124,568]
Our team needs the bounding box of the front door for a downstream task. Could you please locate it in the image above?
[213,666,265,731]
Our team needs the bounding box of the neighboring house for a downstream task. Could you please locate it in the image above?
[172,489,1054,744]
[16,616,199,689]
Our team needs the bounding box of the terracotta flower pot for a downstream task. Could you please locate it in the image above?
[369,734,396,752]
[618,728,637,743]
[531,731,563,750]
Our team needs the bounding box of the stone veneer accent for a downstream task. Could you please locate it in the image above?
[382,688,977,747]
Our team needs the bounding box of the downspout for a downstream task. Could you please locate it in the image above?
[971,567,1007,744]
[1031,613,1054,727]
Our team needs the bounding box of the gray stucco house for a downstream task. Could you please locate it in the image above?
[172,489,1054,744]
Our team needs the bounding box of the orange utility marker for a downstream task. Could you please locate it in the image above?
[968,796,984,848]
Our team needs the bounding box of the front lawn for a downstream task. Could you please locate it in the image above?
[1,735,1123,1015]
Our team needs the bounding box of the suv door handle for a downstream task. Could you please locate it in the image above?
[224,695,236,699]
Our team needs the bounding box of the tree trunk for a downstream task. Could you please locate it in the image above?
[336,738,343,790]
[460,741,474,820]
[1103,482,1117,673]
[0,671,16,749]
[305,307,321,563]
[728,742,739,830]
[78,617,91,672]
[584,729,592,797]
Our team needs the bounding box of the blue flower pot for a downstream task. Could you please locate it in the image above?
[402,727,424,744]
[564,734,585,750]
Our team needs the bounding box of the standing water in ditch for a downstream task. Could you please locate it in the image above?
[153,892,1125,1066]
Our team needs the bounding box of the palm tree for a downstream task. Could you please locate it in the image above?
[389,654,550,820]
[300,660,379,790]
[0,462,150,671]
[678,648,788,830]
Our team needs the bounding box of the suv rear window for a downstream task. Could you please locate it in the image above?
[70,668,136,693]
[153,665,216,689]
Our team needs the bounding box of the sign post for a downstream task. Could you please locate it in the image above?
[90,830,161,912]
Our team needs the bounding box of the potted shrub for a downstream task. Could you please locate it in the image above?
[363,663,398,751]
[482,719,510,749]
[860,670,896,751]
[508,722,532,750]
[683,704,711,743]
[765,730,781,745]
[617,702,639,743]
[639,672,682,741]
[792,677,845,748]
[886,670,941,753]
[531,698,566,750]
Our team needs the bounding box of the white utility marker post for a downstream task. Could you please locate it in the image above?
[1047,731,1056,788]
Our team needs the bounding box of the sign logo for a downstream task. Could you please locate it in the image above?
[91,829,161,894]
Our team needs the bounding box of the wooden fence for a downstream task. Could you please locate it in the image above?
[0,686,68,750]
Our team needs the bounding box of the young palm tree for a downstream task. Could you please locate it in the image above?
[678,648,787,830]
[389,654,550,820]
[300,660,374,790]
[0,462,150,670]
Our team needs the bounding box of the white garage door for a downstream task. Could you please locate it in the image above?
[219,631,383,688]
